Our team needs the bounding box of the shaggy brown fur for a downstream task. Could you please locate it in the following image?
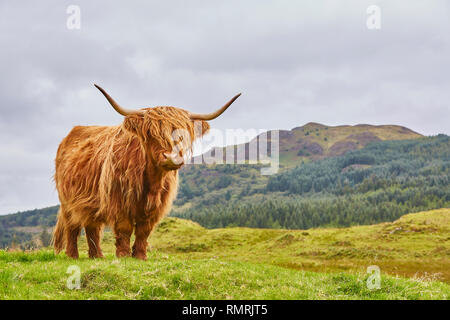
[53,107,209,259]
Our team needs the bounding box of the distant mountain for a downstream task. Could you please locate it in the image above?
[189,123,422,168]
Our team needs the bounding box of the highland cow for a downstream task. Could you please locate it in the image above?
[53,84,240,260]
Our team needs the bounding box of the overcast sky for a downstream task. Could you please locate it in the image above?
[0,1,449,214]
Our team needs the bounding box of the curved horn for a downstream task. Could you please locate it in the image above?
[189,93,241,121]
[94,84,144,116]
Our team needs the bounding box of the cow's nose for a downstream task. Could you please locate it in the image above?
[162,152,184,170]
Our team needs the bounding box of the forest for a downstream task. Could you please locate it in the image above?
[174,135,450,228]
[0,206,57,247]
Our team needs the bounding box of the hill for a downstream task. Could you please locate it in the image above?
[0,209,449,299]
[190,122,422,168]
[154,209,450,283]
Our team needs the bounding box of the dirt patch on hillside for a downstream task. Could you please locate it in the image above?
[328,140,358,156]
[346,132,381,145]
[295,139,324,156]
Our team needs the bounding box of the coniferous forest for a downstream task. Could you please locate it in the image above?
[174,135,450,229]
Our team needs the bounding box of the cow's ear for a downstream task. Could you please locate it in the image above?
[199,120,210,137]
[193,119,210,139]
[123,115,142,135]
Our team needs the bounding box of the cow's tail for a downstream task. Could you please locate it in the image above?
[52,208,66,254]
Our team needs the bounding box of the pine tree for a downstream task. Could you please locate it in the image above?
[39,228,52,247]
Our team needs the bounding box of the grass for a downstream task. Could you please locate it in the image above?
[0,250,448,300]
[152,208,450,283]
[0,208,449,299]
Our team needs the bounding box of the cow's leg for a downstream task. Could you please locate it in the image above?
[132,219,153,260]
[65,225,81,259]
[85,224,104,258]
[113,219,133,258]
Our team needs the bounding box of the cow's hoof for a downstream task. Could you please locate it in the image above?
[116,251,131,258]
[65,251,79,259]
[132,253,148,261]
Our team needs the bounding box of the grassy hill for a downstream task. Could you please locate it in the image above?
[155,209,450,282]
[0,208,449,299]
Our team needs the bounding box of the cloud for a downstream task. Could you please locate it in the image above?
[0,0,449,214]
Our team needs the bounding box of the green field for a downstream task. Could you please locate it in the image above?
[1,209,448,300]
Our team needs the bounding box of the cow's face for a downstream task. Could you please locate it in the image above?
[124,107,210,170]
[93,84,240,171]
